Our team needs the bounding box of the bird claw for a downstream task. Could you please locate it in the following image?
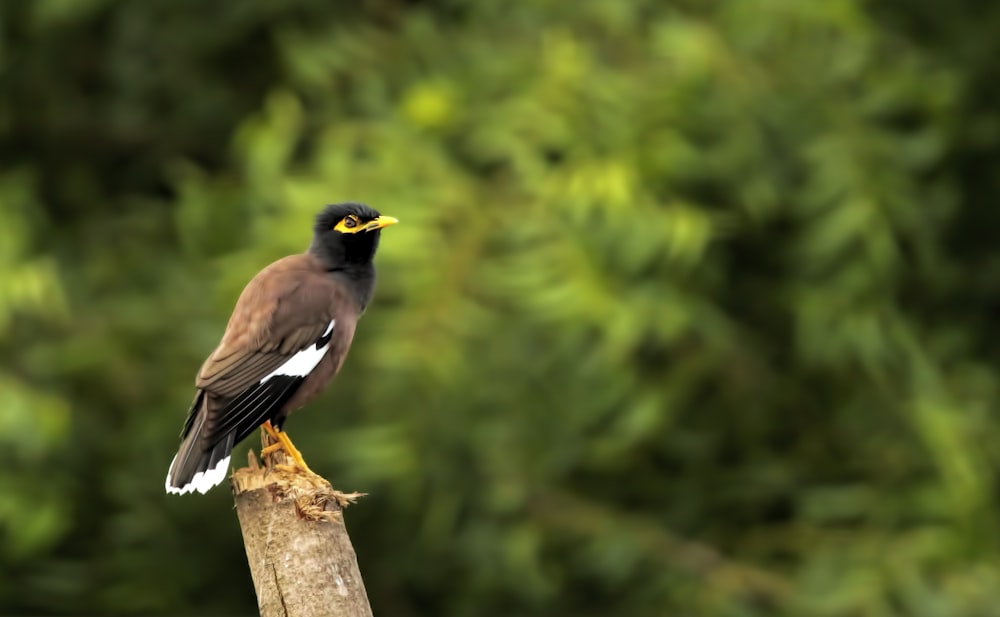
[275,462,316,475]
[259,420,315,474]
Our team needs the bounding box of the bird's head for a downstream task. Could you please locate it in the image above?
[311,202,398,268]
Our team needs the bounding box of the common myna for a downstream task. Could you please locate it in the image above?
[165,203,397,495]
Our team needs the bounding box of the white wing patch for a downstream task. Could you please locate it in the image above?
[262,320,335,382]
[165,453,232,495]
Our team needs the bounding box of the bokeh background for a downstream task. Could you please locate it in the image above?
[3,0,1000,615]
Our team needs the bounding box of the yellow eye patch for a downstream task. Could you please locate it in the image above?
[334,215,362,233]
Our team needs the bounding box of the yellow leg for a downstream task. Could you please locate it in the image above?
[260,420,314,474]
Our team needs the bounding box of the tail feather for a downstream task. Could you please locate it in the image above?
[165,377,304,495]
[165,393,235,495]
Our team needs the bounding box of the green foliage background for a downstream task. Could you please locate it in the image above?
[2,0,1000,615]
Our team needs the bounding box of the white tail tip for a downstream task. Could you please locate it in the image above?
[165,454,232,495]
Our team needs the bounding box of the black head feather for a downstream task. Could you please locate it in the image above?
[309,202,386,310]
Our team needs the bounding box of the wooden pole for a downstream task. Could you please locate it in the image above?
[231,433,371,617]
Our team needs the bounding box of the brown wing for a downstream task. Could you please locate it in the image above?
[185,256,342,446]
[196,320,329,397]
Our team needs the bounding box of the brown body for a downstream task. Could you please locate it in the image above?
[198,254,360,419]
[166,254,362,493]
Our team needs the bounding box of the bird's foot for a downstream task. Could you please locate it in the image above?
[260,420,316,475]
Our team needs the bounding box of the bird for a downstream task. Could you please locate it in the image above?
[165,202,398,495]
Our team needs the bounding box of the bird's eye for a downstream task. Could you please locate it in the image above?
[343,216,358,229]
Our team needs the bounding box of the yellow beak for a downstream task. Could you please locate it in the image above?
[361,215,399,232]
